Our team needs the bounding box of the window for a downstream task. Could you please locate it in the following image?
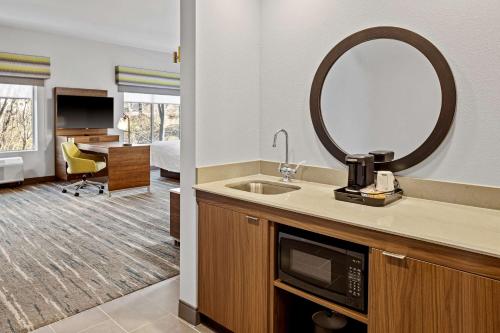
[123,93,180,144]
[0,83,36,152]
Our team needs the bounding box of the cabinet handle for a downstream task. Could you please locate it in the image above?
[246,216,259,224]
[382,251,406,260]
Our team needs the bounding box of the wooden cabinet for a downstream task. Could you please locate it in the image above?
[369,249,500,333]
[169,188,180,243]
[196,191,500,333]
[198,202,268,333]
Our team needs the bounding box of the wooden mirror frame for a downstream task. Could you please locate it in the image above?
[310,27,456,172]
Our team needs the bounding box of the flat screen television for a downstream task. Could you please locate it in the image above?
[56,95,114,129]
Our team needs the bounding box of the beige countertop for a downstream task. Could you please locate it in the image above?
[194,174,500,259]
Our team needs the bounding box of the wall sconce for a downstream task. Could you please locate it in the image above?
[173,46,181,64]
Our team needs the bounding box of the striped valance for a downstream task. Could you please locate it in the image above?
[115,66,180,96]
[0,52,51,86]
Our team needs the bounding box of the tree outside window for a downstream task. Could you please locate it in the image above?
[123,93,180,144]
[0,84,36,152]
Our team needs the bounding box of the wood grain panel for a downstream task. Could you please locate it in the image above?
[55,136,69,180]
[72,135,119,143]
[198,202,239,331]
[422,263,500,333]
[233,213,268,333]
[269,222,279,333]
[170,190,180,240]
[107,146,150,191]
[56,128,108,137]
[421,263,462,332]
[370,249,500,333]
[462,274,500,332]
[369,249,423,333]
[198,202,268,333]
[196,191,500,281]
[54,87,107,97]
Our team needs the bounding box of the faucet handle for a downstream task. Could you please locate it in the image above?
[293,160,306,173]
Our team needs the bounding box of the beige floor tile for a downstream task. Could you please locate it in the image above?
[51,307,108,333]
[131,314,197,333]
[32,325,55,333]
[99,277,180,332]
[78,320,126,333]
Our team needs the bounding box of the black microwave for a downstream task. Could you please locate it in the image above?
[278,228,368,312]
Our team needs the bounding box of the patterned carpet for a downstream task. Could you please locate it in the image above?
[0,172,180,333]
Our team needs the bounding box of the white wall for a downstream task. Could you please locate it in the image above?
[195,0,261,166]
[179,0,262,309]
[260,0,500,187]
[0,25,177,178]
[179,0,198,310]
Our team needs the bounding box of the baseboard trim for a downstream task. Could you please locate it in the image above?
[23,175,57,185]
[178,300,200,325]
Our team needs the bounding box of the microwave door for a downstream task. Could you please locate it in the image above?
[280,237,347,293]
[328,257,348,296]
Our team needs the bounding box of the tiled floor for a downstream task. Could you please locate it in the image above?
[33,277,213,333]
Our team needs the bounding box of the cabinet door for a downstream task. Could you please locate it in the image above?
[421,262,500,332]
[198,202,268,333]
[198,202,240,331]
[369,249,500,333]
[232,211,268,333]
[369,249,423,333]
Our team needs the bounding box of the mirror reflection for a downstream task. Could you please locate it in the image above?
[320,39,442,159]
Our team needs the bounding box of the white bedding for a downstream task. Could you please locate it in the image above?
[151,140,180,173]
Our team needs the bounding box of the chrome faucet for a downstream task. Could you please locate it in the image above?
[272,129,301,182]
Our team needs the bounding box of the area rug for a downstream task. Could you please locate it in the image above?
[0,173,180,333]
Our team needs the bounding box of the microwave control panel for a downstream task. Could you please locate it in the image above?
[346,254,365,310]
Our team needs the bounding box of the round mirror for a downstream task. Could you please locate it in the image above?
[310,27,456,172]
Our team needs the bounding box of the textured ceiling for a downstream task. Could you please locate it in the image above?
[0,0,180,53]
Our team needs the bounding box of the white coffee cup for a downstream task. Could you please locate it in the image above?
[375,171,395,192]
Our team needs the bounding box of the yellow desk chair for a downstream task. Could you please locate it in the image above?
[61,142,107,197]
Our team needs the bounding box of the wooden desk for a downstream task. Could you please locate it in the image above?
[55,134,119,181]
[77,142,150,193]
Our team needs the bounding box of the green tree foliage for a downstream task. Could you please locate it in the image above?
[124,102,180,144]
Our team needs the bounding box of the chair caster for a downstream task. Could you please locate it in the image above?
[99,189,104,194]
[62,189,67,193]
[74,192,80,197]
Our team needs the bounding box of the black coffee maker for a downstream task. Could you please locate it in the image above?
[345,154,374,193]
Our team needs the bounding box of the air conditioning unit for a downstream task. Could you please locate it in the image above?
[0,157,24,185]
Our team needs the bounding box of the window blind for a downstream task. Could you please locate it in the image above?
[115,66,180,96]
[0,52,51,86]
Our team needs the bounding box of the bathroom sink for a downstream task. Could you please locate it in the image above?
[226,180,301,195]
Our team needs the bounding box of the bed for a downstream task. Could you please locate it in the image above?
[151,140,180,179]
